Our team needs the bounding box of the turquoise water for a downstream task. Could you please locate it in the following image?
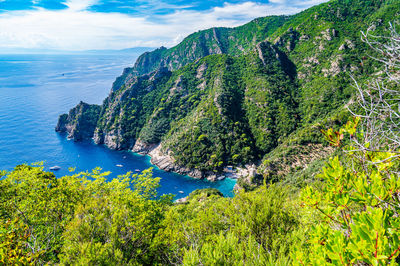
[0,54,236,197]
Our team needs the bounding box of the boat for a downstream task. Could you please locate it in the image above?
[50,166,61,170]
[135,169,140,172]
[179,191,184,194]
[116,164,123,167]
[217,175,226,181]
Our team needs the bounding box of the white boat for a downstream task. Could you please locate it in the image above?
[179,191,184,194]
[135,169,140,172]
[217,175,226,181]
[116,164,123,167]
[50,166,61,170]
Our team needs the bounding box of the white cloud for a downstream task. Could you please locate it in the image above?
[0,0,328,51]
[65,0,99,11]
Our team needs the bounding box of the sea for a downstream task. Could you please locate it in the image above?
[0,53,236,197]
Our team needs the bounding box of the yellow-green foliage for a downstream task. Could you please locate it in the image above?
[293,119,400,265]
[0,165,171,264]
[0,218,40,265]
[0,165,302,265]
[156,184,301,264]
[2,117,399,265]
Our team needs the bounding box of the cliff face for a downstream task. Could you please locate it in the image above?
[56,0,400,184]
[92,67,172,150]
[58,42,298,178]
[128,16,289,76]
[55,102,101,141]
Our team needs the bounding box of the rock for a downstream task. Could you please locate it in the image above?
[92,67,172,150]
[175,197,188,204]
[94,127,134,150]
[236,164,258,179]
[321,29,333,41]
[346,39,355,49]
[322,55,344,77]
[111,68,138,93]
[206,174,217,182]
[298,72,306,79]
[93,128,103,144]
[319,42,325,51]
[234,164,264,192]
[55,114,68,132]
[339,39,354,51]
[255,41,283,66]
[196,63,208,79]
[148,144,204,179]
[132,139,158,154]
[133,46,168,75]
[299,34,310,41]
[234,183,244,193]
[305,56,319,65]
[273,36,283,46]
[350,65,359,72]
[140,143,238,181]
[55,101,101,141]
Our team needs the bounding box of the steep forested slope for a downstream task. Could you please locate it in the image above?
[130,16,288,75]
[57,0,400,186]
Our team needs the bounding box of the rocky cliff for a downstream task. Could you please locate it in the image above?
[55,101,101,141]
[126,16,289,76]
[56,0,400,186]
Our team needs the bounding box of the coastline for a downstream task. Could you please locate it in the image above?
[132,141,257,183]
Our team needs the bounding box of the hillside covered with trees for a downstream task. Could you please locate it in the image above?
[2,0,400,264]
[57,0,400,188]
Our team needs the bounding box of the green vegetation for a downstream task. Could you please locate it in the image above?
[5,115,400,264]
[55,101,101,141]
[7,22,400,261]
[131,16,289,75]
[57,0,400,184]
[0,165,302,264]
[44,2,400,263]
[293,118,400,264]
[90,48,298,171]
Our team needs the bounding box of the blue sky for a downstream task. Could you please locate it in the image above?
[0,0,328,51]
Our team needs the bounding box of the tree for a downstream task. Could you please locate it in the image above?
[0,165,171,264]
[294,22,400,265]
[348,21,400,160]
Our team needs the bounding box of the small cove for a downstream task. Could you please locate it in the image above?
[0,54,236,198]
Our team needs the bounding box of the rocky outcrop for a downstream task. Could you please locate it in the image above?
[55,102,101,141]
[148,144,204,179]
[234,164,262,192]
[93,67,171,150]
[132,47,168,76]
[273,27,300,52]
[134,142,238,181]
[322,55,344,77]
[93,127,134,150]
[132,139,158,154]
[125,16,287,77]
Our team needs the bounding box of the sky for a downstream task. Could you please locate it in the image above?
[0,0,328,52]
